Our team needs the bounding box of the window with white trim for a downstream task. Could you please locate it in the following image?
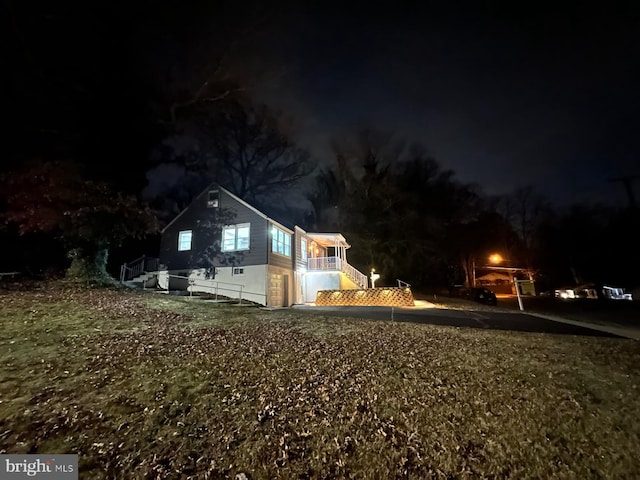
[178,230,192,251]
[232,267,245,276]
[271,226,291,257]
[222,223,250,252]
[301,238,308,262]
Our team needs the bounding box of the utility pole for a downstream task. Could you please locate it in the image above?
[609,175,639,208]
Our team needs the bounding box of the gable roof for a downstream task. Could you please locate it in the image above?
[217,185,268,220]
[161,183,295,234]
[160,185,210,234]
[218,186,296,234]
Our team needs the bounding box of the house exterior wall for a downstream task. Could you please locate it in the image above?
[294,226,311,272]
[267,221,294,271]
[294,271,304,304]
[293,226,307,304]
[187,266,268,305]
[303,272,342,303]
[268,250,293,270]
[159,187,268,272]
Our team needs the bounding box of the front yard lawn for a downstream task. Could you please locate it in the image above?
[1,285,639,478]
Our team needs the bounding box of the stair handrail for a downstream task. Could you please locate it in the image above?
[120,255,160,283]
[342,261,368,289]
[158,273,267,304]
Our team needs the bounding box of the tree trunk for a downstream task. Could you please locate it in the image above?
[65,243,115,284]
[461,255,474,287]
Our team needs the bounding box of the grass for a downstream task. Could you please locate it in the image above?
[1,285,640,479]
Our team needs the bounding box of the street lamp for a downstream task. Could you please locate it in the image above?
[489,253,503,264]
[487,252,525,310]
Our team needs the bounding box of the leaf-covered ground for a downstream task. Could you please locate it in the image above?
[1,285,640,479]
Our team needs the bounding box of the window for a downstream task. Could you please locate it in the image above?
[178,230,192,251]
[207,190,219,208]
[233,267,245,276]
[271,226,291,257]
[301,238,308,261]
[222,223,250,252]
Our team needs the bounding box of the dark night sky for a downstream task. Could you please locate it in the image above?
[3,2,639,206]
[241,3,640,206]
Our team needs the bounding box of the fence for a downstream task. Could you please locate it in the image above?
[315,286,415,307]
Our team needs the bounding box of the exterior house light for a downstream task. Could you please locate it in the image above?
[370,268,380,288]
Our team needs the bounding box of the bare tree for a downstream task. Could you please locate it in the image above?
[147,100,313,211]
[491,186,550,269]
[209,102,314,202]
[161,3,286,126]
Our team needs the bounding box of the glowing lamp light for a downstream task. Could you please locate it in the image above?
[489,253,503,264]
[370,269,380,288]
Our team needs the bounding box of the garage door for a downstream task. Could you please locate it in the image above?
[269,273,283,307]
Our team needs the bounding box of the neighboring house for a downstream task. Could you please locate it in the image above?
[475,272,514,294]
[601,285,633,300]
[555,284,598,299]
[158,184,367,307]
[554,283,633,300]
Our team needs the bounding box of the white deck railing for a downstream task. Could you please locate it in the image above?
[307,256,339,271]
[307,256,368,289]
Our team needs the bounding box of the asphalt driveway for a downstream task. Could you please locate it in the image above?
[294,305,623,338]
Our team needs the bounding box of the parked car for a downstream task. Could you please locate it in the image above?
[463,287,498,306]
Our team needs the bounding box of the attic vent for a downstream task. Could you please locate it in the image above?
[207,190,219,208]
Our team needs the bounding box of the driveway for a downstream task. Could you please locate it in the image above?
[294,305,625,338]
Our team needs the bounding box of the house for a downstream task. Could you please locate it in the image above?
[157,184,368,306]
[554,283,633,300]
[601,285,633,301]
[475,271,515,294]
[555,284,598,299]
